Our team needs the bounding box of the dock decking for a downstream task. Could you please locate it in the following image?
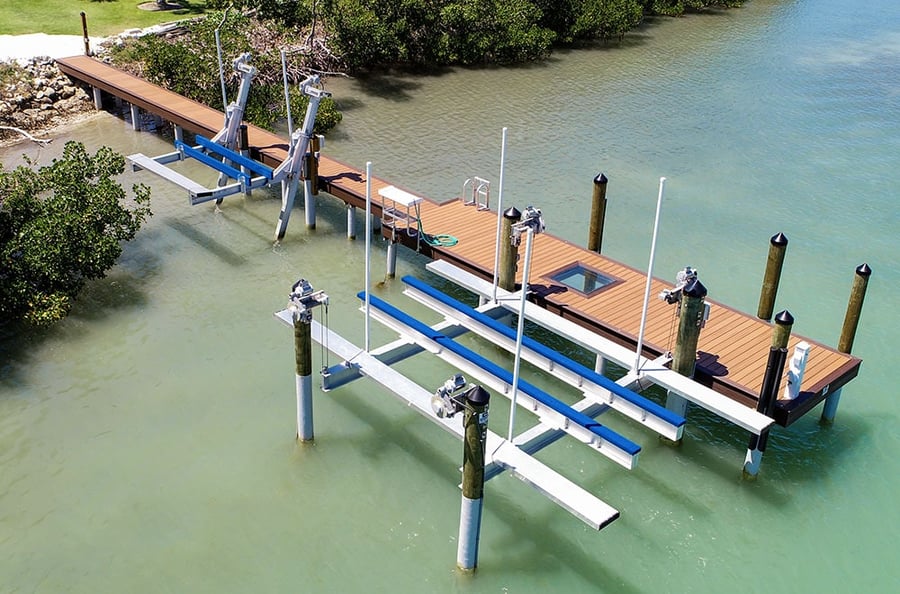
[55,55,861,427]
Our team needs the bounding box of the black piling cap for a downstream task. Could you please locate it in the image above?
[503,206,522,220]
[593,173,608,185]
[770,232,788,247]
[465,385,491,406]
[856,263,872,277]
[774,310,794,326]
[683,278,708,299]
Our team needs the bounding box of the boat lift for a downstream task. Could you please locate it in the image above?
[127,53,330,240]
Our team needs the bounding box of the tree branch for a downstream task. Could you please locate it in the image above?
[0,126,52,145]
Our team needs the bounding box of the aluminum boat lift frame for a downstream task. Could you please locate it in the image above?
[127,53,330,240]
[274,273,694,534]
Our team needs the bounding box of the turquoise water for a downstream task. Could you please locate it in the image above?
[2,0,898,591]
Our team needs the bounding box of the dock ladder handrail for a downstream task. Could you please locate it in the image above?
[461,177,491,210]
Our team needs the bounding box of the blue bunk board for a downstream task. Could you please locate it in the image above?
[400,275,685,429]
[194,135,274,180]
[358,290,641,457]
[175,140,250,185]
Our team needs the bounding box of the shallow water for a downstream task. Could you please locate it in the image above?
[2,0,898,591]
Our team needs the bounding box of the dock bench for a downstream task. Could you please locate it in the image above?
[358,291,641,469]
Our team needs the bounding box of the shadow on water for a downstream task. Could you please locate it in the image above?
[346,72,427,102]
[327,384,642,592]
[166,218,247,266]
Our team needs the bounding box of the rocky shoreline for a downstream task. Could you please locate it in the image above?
[0,58,96,147]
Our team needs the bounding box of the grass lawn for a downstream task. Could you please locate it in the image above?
[0,1,208,37]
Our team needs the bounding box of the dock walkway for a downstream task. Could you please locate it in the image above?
[55,55,860,428]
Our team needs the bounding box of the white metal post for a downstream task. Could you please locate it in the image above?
[507,226,534,442]
[281,49,294,138]
[633,177,666,374]
[491,127,508,304]
[365,161,372,352]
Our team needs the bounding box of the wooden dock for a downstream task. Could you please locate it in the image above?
[55,55,860,428]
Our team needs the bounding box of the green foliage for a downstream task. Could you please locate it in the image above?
[322,0,554,68]
[111,11,341,134]
[438,0,554,65]
[206,0,314,27]
[0,142,151,325]
[570,0,644,40]
[641,0,743,17]
[321,0,405,69]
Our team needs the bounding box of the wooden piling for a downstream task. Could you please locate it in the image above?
[587,173,608,253]
[824,263,872,423]
[771,309,794,349]
[665,279,707,423]
[743,311,792,477]
[757,232,789,321]
[838,263,872,354]
[458,385,490,571]
[293,310,314,441]
[498,207,521,292]
[671,279,708,378]
[743,346,788,478]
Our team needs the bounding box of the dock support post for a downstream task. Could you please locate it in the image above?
[743,345,789,478]
[594,354,606,376]
[347,205,356,240]
[372,213,382,234]
[823,263,872,423]
[174,124,183,143]
[742,310,792,477]
[386,231,399,278]
[587,173,608,253]
[458,385,490,571]
[498,207,522,292]
[240,124,251,196]
[293,306,314,442]
[129,104,141,131]
[92,87,102,110]
[665,278,708,422]
[310,135,321,196]
[757,232,789,321]
[304,172,316,229]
